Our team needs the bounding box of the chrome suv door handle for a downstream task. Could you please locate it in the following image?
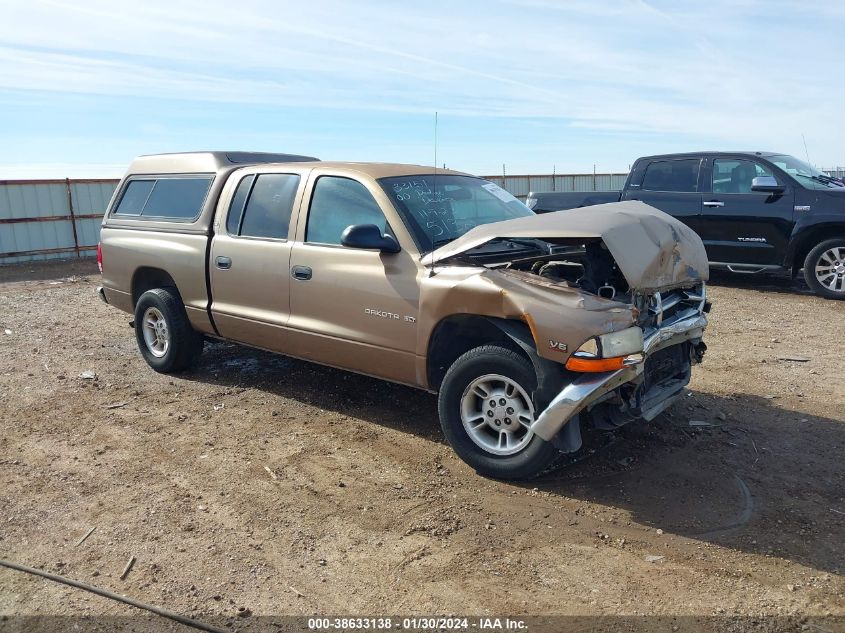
[215,256,232,269]
[291,265,312,281]
[703,201,725,208]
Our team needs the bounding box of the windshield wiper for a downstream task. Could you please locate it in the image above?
[796,173,843,186]
[430,237,455,249]
[815,174,844,186]
[487,237,551,252]
[425,236,550,257]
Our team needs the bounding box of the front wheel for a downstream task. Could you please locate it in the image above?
[437,345,560,480]
[134,288,204,373]
[804,239,845,299]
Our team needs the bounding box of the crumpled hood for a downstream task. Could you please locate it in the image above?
[423,200,709,292]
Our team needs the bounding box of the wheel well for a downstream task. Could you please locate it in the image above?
[426,315,530,391]
[791,228,845,275]
[131,267,179,307]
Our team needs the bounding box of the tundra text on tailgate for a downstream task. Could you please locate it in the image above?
[98,151,710,479]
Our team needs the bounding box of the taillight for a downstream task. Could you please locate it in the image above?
[97,242,103,274]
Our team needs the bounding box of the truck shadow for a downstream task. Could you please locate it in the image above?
[707,269,816,297]
[529,393,845,577]
[185,342,844,576]
[0,257,98,284]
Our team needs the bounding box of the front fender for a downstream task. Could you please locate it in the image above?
[786,216,845,268]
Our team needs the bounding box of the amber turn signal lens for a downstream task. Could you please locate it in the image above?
[565,355,626,372]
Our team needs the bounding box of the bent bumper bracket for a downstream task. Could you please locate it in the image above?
[530,314,707,442]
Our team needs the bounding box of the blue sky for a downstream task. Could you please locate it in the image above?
[1,0,843,179]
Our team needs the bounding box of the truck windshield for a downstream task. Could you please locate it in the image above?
[379,175,534,252]
[768,154,845,190]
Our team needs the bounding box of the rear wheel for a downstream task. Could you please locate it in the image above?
[438,345,560,480]
[804,239,845,299]
[134,288,204,372]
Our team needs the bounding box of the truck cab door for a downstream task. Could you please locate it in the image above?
[209,170,304,351]
[622,158,703,233]
[286,173,421,386]
[698,157,795,266]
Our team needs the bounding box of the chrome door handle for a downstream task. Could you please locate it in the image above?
[703,201,725,208]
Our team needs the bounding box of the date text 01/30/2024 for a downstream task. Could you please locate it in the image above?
[307,617,528,630]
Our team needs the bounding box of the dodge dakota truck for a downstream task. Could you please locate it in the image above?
[526,152,845,299]
[98,151,709,479]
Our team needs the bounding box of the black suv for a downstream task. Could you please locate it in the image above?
[526,152,845,299]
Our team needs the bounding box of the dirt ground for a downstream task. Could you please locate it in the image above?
[0,259,843,630]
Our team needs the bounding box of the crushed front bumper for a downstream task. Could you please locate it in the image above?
[530,313,708,442]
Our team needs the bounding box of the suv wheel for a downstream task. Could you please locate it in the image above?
[134,288,204,373]
[804,239,845,299]
[438,345,560,480]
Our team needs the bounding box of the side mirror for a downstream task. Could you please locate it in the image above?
[751,176,785,194]
[341,224,401,253]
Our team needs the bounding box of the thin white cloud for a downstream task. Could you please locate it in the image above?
[0,0,843,168]
[0,162,126,179]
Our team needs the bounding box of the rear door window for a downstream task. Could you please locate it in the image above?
[226,174,256,235]
[114,176,212,220]
[641,159,701,192]
[236,174,300,239]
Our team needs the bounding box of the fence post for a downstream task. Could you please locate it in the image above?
[65,178,81,258]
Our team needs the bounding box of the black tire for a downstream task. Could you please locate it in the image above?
[437,345,560,480]
[134,288,204,373]
[803,238,845,300]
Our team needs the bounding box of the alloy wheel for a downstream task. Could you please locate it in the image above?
[815,246,845,293]
[142,307,170,358]
[460,374,535,456]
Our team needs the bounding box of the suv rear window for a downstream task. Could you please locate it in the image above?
[641,160,701,193]
[114,176,212,220]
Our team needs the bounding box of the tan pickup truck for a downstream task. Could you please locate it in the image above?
[98,151,710,479]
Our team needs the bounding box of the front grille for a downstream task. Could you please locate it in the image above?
[642,343,691,392]
[642,283,706,335]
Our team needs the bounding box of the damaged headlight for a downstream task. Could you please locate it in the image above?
[566,326,644,372]
[598,326,644,358]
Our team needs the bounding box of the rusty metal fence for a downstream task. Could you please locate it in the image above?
[0,179,119,264]
[482,172,627,200]
[0,173,628,265]
[3,164,843,264]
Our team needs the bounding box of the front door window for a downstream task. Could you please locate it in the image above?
[712,159,774,194]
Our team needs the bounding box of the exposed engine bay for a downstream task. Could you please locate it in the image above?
[525,241,628,300]
[469,238,632,302]
[425,201,710,302]
[461,237,709,336]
